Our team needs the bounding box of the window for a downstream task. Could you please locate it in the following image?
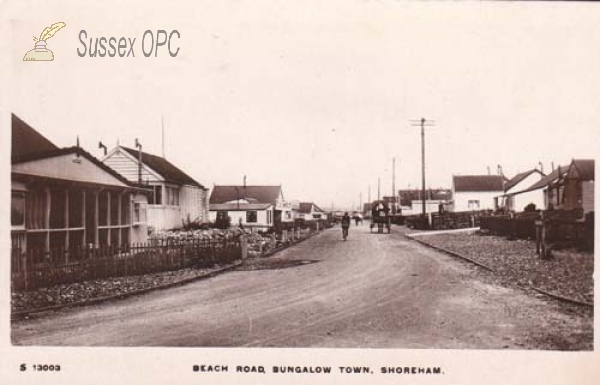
[313,214,322,219]
[246,211,257,223]
[99,190,109,226]
[133,202,147,224]
[149,185,162,205]
[468,200,480,210]
[267,210,272,224]
[166,186,180,206]
[11,191,25,227]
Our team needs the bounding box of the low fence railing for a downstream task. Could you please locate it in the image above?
[11,238,241,291]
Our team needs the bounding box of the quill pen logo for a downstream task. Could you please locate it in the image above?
[23,22,66,61]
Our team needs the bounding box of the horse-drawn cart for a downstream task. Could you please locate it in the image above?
[370,200,391,234]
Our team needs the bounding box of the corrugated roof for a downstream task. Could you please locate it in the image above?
[121,146,205,189]
[210,185,282,205]
[453,175,505,192]
[504,169,544,192]
[12,114,59,162]
[568,159,594,181]
[210,203,272,211]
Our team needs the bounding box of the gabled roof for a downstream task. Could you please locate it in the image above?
[121,146,205,189]
[210,185,282,205]
[522,165,569,193]
[504,169,544,192]
[298,202,326,214]
[567,159,594,181]
[453,175,505,192]
[12,114,59,163]
[13,146,150,190]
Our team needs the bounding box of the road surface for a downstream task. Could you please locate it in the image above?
[12,223,592,349]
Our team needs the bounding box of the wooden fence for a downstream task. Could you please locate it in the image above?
[480,210,593,253]
[11,238,241,291]
[404,210,492,230]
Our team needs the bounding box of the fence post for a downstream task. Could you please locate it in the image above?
[240,235,248,263]
[22,253,29,291]
[535,219,542,255]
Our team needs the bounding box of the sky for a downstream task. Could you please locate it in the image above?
[6,1,600,210]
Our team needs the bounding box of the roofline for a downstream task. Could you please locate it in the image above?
[11,148,152,191]
[104,145,165,183]
[120,145,206,189]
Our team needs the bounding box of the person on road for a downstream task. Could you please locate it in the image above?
[341,212,351,240]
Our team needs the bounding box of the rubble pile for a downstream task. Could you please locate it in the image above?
[149,227,299,258]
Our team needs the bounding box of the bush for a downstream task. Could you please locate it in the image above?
[214,215,231,230]
[524,203,537,212]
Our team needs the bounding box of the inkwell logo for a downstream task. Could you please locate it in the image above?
[23,22,66,61]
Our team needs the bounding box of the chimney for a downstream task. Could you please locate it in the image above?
[98,141,107,156]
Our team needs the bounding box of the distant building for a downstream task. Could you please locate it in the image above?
[398,189,451,215]
[451,175,505,212]
[11,114,149,253]
[295,202,327,221]
[102,145,209,231]
[209,185,292,229]
[496,169,546,212]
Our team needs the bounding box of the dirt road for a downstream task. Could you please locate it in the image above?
[12,223,592,349]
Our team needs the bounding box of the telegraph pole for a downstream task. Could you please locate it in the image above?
[392,157,396,214]
[410,118,435,216]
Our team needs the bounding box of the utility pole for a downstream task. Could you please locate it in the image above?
[392,157,396,214]
[410,118,435,216]
[359,192,362,213]
[368,185,371,205]
[161,115,165,159]
[377,177,381,201]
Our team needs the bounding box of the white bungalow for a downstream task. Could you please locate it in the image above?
[209,185,293,230]
[496,169,546,212]
[102,145,209,231]
[451,175,505,212]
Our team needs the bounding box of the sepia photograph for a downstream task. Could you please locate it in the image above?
[2,1,599,384]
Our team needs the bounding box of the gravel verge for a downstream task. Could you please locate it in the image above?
[11,262,240,318]
[411,232,594,306]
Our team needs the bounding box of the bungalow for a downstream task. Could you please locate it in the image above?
[495,169,546,212]
[398,189,452,215]
[295,202,327,221]
[517,166,569,211]
[451,175,505,212]
[11,114,149,253]
[209,185,293,230]
[102,145,209,231]
[563,159,594,215]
